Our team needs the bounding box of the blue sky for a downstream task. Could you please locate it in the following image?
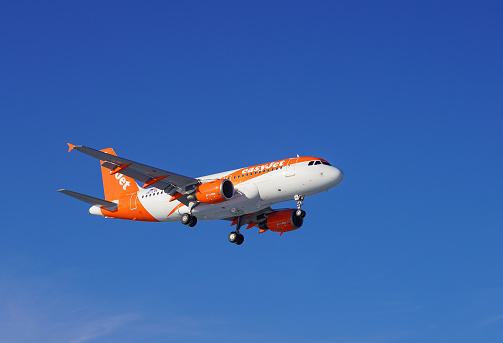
[1,1,502,342]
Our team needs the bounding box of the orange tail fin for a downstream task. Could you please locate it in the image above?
[100,148,140,200]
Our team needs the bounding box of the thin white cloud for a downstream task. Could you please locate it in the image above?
[0,274,139,343]
[67,313,139,343]
[476,313,503,327]
[0,270,224,343]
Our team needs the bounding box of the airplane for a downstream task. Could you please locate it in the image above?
[58,144,344,245]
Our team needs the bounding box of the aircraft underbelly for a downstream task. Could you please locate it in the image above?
[182,182,262,220]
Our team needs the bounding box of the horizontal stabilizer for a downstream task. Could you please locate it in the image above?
[58,189,118,210]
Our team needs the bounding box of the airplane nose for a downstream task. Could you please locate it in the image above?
[330,167,344,187]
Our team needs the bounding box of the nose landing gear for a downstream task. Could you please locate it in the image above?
[294,195,307,218]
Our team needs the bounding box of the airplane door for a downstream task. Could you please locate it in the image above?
[285,157,298,177]
[130,192,138,210]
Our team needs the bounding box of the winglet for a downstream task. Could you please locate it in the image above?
[67,143,75,152]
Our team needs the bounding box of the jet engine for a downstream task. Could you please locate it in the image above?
[194,179,234,204]
[258,209,304,233]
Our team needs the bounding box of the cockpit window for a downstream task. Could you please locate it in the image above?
[309,160,331,166]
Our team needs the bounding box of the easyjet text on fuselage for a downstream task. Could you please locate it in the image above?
[242,160,286,174]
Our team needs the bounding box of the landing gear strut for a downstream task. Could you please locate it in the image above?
[228,215,245,245]
[294,194,307,218]
[181,213,197,227]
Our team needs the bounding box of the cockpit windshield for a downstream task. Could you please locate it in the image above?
[308,160,331,166]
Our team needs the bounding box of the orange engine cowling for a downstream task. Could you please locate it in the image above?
[258,209,304,233]
[195,179,234,204]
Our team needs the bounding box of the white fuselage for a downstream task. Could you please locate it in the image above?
[134,158,344,222]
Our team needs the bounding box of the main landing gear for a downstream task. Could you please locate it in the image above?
[181,213,197,227]
[294,194,307,218]
[228,215,245,245]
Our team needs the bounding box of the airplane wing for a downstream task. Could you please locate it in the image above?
[68,144,199,194]
[58,189,118,210]
[224,207,275,225]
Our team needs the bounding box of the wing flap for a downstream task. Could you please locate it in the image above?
[58,189,118,210]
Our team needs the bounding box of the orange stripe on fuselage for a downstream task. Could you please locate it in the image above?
[168,202,184,217]
[221,157,325,185]
[100,192,158,222]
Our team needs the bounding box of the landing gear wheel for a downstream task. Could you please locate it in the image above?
[188,216,197,227]
[295,209,306,218]
[228,231,238,243]
[235,233,244,245]
[228,232,244,245]
[295,209,307,218]
[181,213,192,225]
